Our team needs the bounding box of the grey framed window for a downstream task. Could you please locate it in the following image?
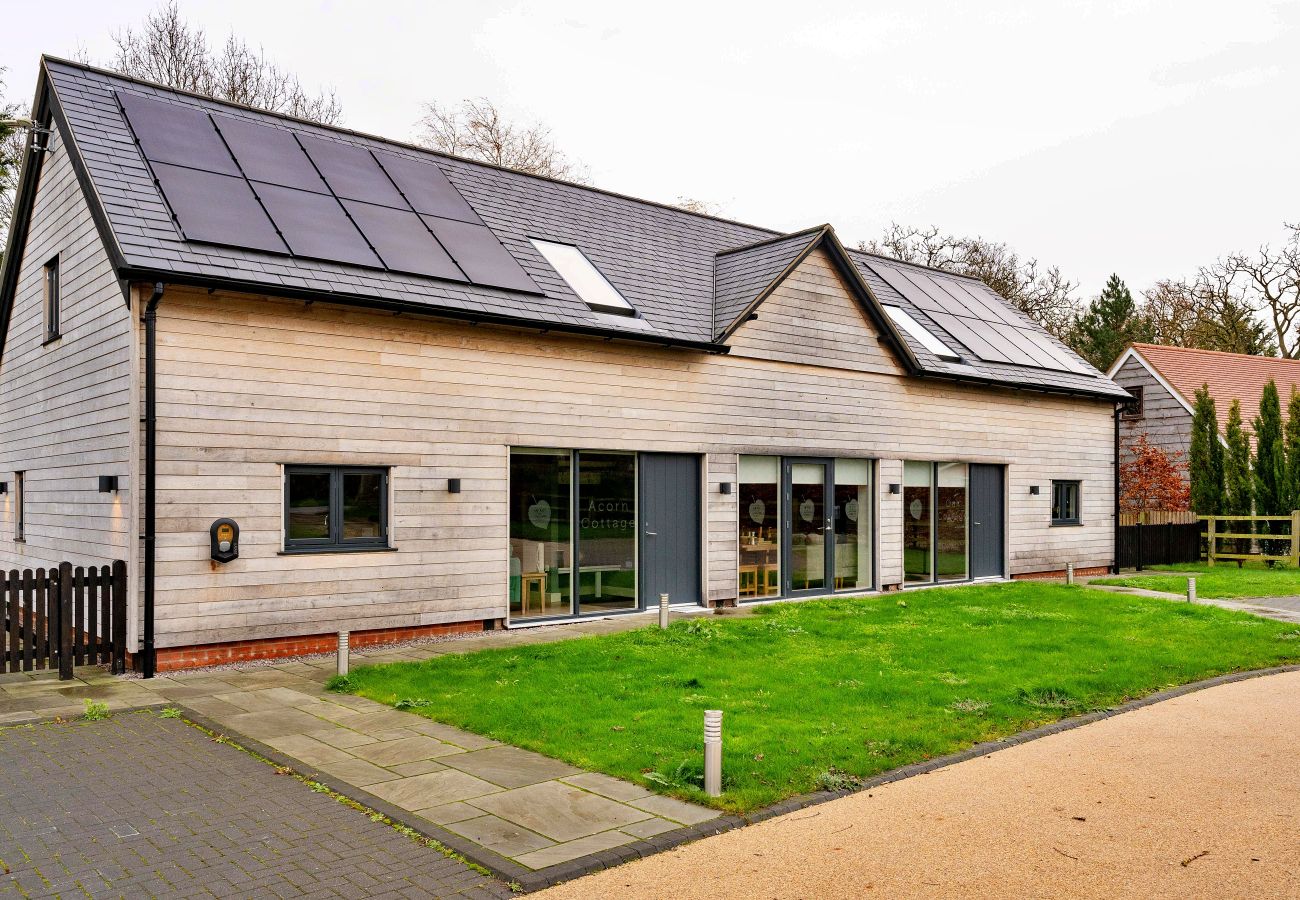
[1051,480,1081,526]
[43,257,60,344]
[284,465,388,552]
[14,471,25,542]
[1121,385,1144,419]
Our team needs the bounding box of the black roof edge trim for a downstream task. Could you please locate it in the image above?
[118,269,730,355]
[910,367,1132,403]
[0,70,53,372]
[41,55,779,239]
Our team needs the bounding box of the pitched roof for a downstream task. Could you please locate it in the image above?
[1116,343,1300,430]
[0,56,1128,401]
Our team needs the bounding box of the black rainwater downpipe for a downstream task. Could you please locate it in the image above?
[1113,403,1122,574]
[143,282,164,678]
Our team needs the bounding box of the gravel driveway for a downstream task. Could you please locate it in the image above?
[540,670,1300,899]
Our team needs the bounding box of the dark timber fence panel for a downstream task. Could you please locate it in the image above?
[1117,522,1203,570]
[0,561,127,679]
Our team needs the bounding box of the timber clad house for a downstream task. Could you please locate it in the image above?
[0,58,1130,672]
[1109,343,1300,473]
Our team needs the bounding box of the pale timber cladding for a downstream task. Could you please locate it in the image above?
[1110,355,1192,469]
[0,127,135,594]
[143,248,1114,649]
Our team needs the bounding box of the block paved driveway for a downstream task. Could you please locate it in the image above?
[0,712,511,899]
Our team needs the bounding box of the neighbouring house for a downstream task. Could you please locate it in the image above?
[0,58,1130,672]
[1108,343,1300,473]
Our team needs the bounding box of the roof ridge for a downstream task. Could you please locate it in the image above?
[714,224,829,257]
[847,245,988,285]
[1134,342,1294,364]
[41,54,781,239]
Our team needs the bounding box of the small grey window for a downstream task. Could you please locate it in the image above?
[43,257,60,343]
[1051,480,1081,526]
[1121,385,1144,419]
[284,465,389,552]
[14,471,25,542]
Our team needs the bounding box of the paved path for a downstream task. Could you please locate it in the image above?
[0,610,721,885]
[0,711,509,899]
[539,670,1300,899]
[1085,581,1300,624]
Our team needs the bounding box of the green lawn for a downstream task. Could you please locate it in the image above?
[1093,561,1300,599]
[334,583,1300,812]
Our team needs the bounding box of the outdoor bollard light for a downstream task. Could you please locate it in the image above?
[1065,562,1075,585]
[659,593,670,629]
[337,631,350,677]
[704,709,723,798]
[1187,577,1196,603]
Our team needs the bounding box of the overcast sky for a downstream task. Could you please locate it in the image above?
[4,0,1296,298]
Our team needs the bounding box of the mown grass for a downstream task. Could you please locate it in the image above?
[1093,561,1300,599]
[336,582,1300,812]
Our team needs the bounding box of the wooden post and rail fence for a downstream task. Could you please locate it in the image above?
[1202,512,1300,567]
[1,561,127,679]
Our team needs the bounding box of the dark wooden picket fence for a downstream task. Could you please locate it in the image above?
[1116,522,1203,570]
[2,561,127,679]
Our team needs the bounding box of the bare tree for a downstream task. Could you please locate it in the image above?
[1143,277,1276,356]
[860,223,1079,338]
[1210,224,1300,358]
[673,197,722,216]
[0,68,26,258]
[416,97,589,183]
[110,1,342,124]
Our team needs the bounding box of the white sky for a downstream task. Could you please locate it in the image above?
[4,0,1297,298]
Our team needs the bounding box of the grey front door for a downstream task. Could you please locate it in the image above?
[969,464,1005,578]
[639,454,702,606]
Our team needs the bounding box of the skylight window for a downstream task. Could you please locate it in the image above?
[530,239,634,314]
[884,306,960,360]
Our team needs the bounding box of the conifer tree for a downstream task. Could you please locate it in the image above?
[1254,379,1287,553]
[1071,274,1152,370]
[1187,384,1224,515]
[1284,387,1300,514]
[1224,399,1254,556]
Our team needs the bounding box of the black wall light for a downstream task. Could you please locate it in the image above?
[0,481,7,494]
[448,478,462,494]
[888,483,900,495]
[720,482,733,495]
[1029,485,1040,495]
[98,475,119,493]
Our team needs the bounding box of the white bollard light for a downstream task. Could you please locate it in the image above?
[1187,577,1196,603]
[337,630,350,677]
[1065,562,1075,585]
[704,709,723,797]
[659,593,670,629]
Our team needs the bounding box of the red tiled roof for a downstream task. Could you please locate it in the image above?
[1128,343,1300,430]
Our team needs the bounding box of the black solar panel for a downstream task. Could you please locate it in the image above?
[342,200,465,281]
[871,260,1093,375]
[117,92,240,176]
[252,183,381,268]
[297,134,406,208]
[213,115,326,193]
[151,162,287,253]
[374,152,482,224]
[421,215,540,293]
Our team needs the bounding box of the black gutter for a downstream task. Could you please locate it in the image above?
[1113,403,1122,574]
[142,282,164,677]
[115,266,730,355]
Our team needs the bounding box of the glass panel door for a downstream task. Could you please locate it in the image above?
[738,456,781,600]
[576,451,637,613]
[903,461,933,583]
[833,459,873,591]
[936,462,968,582]
[787,461,829,594]
[509,450,573,619]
